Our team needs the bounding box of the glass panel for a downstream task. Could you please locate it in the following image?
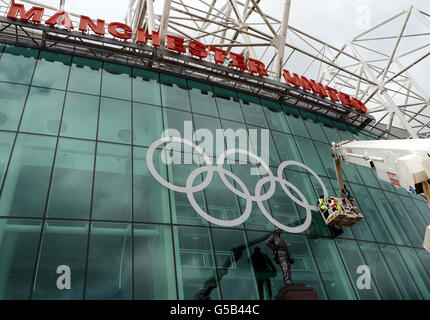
[167,152,208,226]
[262,108,291,133]
[0,134,56,218]
[313,142,336,178]
[32,50,71,90]
[92,143,132,222]
[0,219,42,300]
[239,93,268,128]
[308,238,356,300]
[304,119,328,143]
[336,239,381,300]
[189,80,218,117]
[0,82,28,131]
[193,114,223,158]
[61,92,99,140]
[134,224,177,299]
[101,62,131,100]
[0,45,38,85]
[271,131,304,169]
[367,188,411,246]
[173,226,221,300]
[0,132,14,187]
[46,139,95,220]
[247,231,328,300]
[68,56,102,95]
[134,147,171,224]
[322,125,342,143]
[20,87,65,135]
[211,228,259,300]
[416,249,430,276]
[358,241,403,300]
[133,68,161,106]
[85,222,132,300]
[379,244,422,299]
[214,86,244,122]
[402,196,430,232]
[133,103,163,147]
[248,126,280,167]
[98,98,132,144]
[160,74,190,111]
[382,192,423,248]
[32,220,88,300]
[349,183,393,243]
[163,108,193,155]
[355,166,380,188]
[398,246,430,299]
[294,137,327,176]
[285,114,309,138]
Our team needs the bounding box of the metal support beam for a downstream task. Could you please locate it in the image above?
[274,0,291,80]
[159,0,172,47]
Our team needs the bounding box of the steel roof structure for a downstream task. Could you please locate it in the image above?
[2,0,430,139]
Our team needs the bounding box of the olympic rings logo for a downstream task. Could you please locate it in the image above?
[147,137,328,234]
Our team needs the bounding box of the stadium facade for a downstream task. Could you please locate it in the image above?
[0,2,429,300]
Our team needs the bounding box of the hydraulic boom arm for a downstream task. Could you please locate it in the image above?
[331,139,430,253]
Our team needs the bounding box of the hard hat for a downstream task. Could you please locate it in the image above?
[319,193,324,198]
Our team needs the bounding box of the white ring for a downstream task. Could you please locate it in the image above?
[186,166,253,227]
[255,176,313,234]
[216,148,276,202]
[277,161,328,211]
[146,136,213,193]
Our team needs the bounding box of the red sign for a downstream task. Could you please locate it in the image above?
[6,2,367,114]
[387,172,401,187]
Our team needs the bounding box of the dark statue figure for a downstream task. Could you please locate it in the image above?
[265,227,294,285]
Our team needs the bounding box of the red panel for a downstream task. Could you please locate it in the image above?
[166,35,187,53]
[79,16,105,36]
[7,3,44,23]
[188,41,209,59]
[45,11,74,29]
[108,22,133,40]
[248,58,268,77]
[209,46,228,65]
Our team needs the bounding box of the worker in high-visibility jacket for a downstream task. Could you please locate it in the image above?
[329,198,343,213]
[317,194,329,219]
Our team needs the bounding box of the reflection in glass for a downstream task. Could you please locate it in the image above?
[308,238,356,300]
[160,74,190,111]
[0,219,42,300]
[211,228,258,300]
[358,241,402,300]
[173,226,221,300]
[99,98,132,144]
[134,147,171,224]
[0,134,56,218]
[61,92,99,140]
[85,222,132,300]
[47,139,95,219]
[133,103,163,147]
[189,80,218,117]
[0,45,37,84]
[102,63,131,100]
[0,132,14,188]
[32,50,71,90]
[0,82,28,131]
[92,143,132,221]
[32,220,88,299]
[20,87,65,135]
[68,56,102,95]
[214,86,244,122]
[133,68,161,106]
[134,224,177,299]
